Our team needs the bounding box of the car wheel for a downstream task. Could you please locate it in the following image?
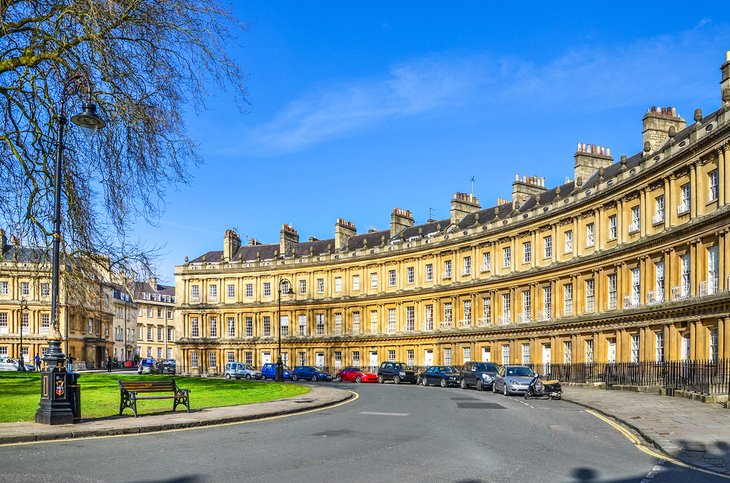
[334,376,342,382]
[292,374,299,381]
[476,379,483,391]
[503,384,509,396]
[422,377,428,386]
[311,375,318,382]
[378,376,384,384]
[355,376,362,383]
[524,392,530,400]
[225,373,232,380]
[440,378,447,388]
[246,374,252,380]
[460,379,467,390]
[393,376,401,384]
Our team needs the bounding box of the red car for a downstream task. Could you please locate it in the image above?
[335,367,378,383]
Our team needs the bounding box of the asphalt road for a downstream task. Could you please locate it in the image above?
[0,382,726,482]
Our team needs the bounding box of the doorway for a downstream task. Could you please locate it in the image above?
[369,351,378,371]
[542,344,551,374]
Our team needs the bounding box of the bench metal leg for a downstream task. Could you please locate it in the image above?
[119,392,138,417]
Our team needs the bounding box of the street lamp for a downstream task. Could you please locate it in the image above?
[276,278,294,382]
[36,71,105,425]
[17,298,28,371]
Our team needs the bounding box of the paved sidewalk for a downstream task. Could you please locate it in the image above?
[0,385,352,445]
[563,386,730,475]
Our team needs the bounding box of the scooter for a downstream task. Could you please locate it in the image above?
[524,373,562,400]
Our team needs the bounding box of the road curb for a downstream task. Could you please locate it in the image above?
[0,388,354,445]
[562,396,730,476]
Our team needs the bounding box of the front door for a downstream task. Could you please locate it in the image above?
[262,352,272,364]
[542,344,551,374]
[681,333,690,360]
[424,349,434,366]
[481,348,491,362]
[369,351,378,371]
[315,352,325,368]
[607,340,616,363]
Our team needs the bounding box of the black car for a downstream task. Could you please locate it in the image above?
[377,362,417,384]
[418,365,460,387]
[459,361,499,390]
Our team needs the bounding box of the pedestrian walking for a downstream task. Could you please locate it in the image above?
[106,356,113,373]
[34,354,41,370]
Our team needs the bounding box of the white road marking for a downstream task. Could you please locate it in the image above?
[640,460,666,482]
[358,411,409,416]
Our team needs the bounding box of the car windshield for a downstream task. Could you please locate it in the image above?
[507,367,533,377]
[474,363,498,372]
[393,363,407,370]
[441,366,456,373]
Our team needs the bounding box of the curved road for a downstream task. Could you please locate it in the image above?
[0,383,725,482]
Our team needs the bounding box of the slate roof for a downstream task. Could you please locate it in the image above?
[0,244,50,263]
[131,280,175,298]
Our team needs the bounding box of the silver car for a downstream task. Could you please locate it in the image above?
[224,362,262,380]
[493,365,535,396]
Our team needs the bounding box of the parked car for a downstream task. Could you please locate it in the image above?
[493,365,535,396]
[291,366,332,382]
[0,357,34,371]
[260,362,292,380]
[334,366,378,383]
[418,365,460,387]
[377,362,417,384]
[159,359,176,375]
[459,361,500,390]
[224,362,260,380]
[137,358,156,374]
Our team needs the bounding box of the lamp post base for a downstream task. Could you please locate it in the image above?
[275,357,284,382]
[35,339,79,425]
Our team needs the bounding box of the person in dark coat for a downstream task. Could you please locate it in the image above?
[106,356,113,373]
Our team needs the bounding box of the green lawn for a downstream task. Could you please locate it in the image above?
[0,372,310,422]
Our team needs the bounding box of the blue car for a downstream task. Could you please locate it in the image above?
[291,366,332,382]
[417,365,460,387]
[260,362,291,380]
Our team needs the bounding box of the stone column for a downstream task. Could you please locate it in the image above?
[664,177,672,230]
[617,199,624,244]
[639,188,647,237]
[722,143,729,205]
[690,162,698,218]
[637,257,644,306]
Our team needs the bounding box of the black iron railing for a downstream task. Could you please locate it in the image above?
[535,360,730,395]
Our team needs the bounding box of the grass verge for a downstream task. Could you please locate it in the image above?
[0,372,310,422]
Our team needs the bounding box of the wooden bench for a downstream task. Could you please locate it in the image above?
[118,379,190,417]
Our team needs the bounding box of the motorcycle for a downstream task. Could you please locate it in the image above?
[524,373,562,400]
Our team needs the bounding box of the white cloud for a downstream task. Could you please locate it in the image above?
[241,25,729,155]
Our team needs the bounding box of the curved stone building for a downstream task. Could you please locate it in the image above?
[175,53,730,376]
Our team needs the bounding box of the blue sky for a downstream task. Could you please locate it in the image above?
[139,2,730,284]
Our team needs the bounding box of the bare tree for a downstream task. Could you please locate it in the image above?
[0,0,247,278]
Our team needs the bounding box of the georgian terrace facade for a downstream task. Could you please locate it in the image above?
[174,53,730,376]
